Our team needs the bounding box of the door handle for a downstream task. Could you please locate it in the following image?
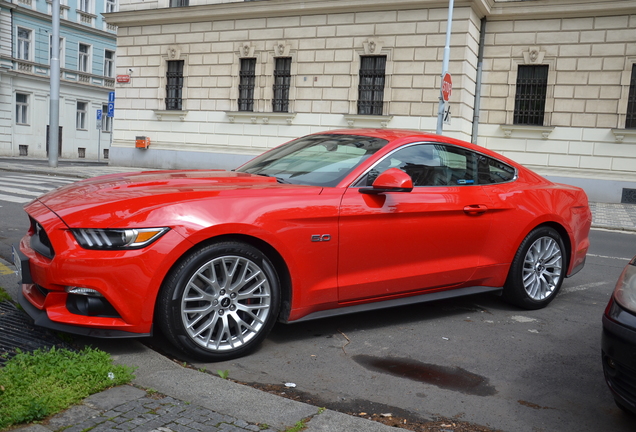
[463,204,488,216]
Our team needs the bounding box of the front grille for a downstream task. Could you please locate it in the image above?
[605,356,636,405]
[30,217,55,259]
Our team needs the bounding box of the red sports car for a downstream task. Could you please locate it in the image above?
[15,129,592,361]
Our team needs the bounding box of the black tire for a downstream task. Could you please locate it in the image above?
[156,241,280,361]
[503,226,566,310]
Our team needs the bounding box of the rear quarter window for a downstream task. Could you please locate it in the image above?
[477,155,516,184]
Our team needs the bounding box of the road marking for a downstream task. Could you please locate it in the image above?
[4,176,74,185]
[561,281,607,294]
[0,193,31,203]
[587,253,632,261]
[1,179,57,191]
[0,186,42,197]
[0,262,15,275]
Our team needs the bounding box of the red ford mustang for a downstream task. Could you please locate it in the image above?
[15,129,592,361]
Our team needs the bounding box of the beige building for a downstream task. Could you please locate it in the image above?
[105,0,636,203]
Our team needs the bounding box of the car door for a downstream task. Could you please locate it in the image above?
[337,143,494,302]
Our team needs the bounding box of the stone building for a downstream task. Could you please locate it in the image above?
[105,0,636,203]
[0,0,118,160]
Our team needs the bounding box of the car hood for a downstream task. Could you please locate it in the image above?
[33,170,322,226]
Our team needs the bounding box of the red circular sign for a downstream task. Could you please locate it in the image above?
[442,73,452,102]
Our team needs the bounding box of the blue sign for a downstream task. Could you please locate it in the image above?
[108,91,115,103]
[107,103,114,118]
[96,109,102,121]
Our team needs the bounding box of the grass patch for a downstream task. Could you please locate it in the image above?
[0,346,135,430]
[0,286,11,303]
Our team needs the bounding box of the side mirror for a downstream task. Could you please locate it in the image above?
[359,168,413,194]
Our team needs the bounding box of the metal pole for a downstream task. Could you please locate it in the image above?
[471,17,487,144]
[48,0,61,167]
[436,0,454,135]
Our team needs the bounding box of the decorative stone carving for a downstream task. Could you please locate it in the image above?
[240,43,255,58]
[274,41,291,57]
[363,39,383,55]
[523,47,545,65]
[167,46,181,60]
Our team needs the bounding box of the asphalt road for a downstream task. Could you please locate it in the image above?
[1,171,635,432]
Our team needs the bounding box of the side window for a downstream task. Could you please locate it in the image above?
[477,155,516,184]
[363,144,477,187]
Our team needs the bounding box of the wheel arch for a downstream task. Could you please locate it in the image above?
[533,221,572,274]
[156,233,293,324]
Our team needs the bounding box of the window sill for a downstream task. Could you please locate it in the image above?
[611,129,636,143]
[155,110,188,121]
[226,112,296,124]
[343,115,393,128]
[500,124,554,140]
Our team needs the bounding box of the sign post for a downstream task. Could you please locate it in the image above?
[96,109,102,161]
[436,0,454,135]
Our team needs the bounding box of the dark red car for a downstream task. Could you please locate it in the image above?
[15,129,592,360]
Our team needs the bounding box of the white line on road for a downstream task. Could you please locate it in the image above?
[0,193,31,203]
[4,176,74,185]
[561,281,607,294]
[0,186,42,197]
[1,179,56,191]
[587,253,632,261]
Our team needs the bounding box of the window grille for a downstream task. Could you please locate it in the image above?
[358,56,386,116]
[170,0,188,7]
[16,93,28,124]
[239,58,256,112]
[626,64,636,129]
[514,65,549,126]
[273,57,291,113]
[166,60,184,110]
[17,28,31,60]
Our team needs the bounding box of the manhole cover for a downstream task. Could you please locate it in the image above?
[0,301,72,365]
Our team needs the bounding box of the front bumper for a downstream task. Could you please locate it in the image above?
[602,298,636,415]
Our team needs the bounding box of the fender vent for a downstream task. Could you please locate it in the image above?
[622,188,636,204]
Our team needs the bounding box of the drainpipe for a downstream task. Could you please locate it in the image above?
[471,17,487,144]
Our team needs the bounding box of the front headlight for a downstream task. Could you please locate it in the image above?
[614,256,636,313]
[71,228,169,250]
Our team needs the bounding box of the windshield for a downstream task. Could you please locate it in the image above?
[237,134,389,187]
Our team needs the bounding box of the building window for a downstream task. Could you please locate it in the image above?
[170,0,188,6]
[626,64,636,129]
[238,58,256,112]
[273,57,291,113]
[166,60,184,110]
[79,0,90,13]
[105,0,116,12]
[102,104,112,132]
[514,65,549,126]
[17,27,31,61]
[358,56,386,116]
[104,50,115,77]
[78,43,90,73]
[76,101,87,129]
[16,93,29,125]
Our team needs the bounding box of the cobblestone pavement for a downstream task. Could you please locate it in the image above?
[589,202,636,231]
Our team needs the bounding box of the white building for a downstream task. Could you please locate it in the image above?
[105,0,636,203]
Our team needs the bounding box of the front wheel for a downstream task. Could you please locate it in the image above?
[156,241,280,361]
[503,226,566,310]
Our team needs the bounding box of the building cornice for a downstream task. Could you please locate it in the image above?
[7,2,116,39]
[488,0,636,20]
[105,0,490,26]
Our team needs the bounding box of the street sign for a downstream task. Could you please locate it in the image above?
[442,73,452,102]
[108,91,115,103]
[116,75,130,83]
[107,102,114,118]
[96,109,102,121]
[443,102,451,125]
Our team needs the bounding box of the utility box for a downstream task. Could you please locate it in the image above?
[135,136,150,149]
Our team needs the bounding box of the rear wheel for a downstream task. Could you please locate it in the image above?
[503,226,566,310]
[157,241,280,361]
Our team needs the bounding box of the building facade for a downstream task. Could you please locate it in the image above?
[105,0,636,203]
[0,0,117,160]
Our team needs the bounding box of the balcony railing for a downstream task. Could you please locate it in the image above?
[10,60,114,88]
